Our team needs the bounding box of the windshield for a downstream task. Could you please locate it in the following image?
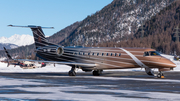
[144,51,161,56]
[149,51,161,56]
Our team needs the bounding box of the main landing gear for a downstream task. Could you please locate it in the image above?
[157,71,164,78]
[68,65,77,76]
[68,65,103,76]
[93,70,103,76]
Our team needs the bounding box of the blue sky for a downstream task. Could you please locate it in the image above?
[0,0,113,38]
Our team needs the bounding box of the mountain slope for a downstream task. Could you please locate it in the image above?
[60,0,175,47]
[115,0,180,55]
[0,43,18,50]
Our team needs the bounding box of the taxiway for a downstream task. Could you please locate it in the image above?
[0,71,179,101]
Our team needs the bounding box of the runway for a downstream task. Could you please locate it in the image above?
[0,71,180,101]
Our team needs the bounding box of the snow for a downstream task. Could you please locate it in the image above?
[0,62,72,73]
[0,78,179,101]
[82,76,180,83]
[10,44,18,49]
[0,34,34,46]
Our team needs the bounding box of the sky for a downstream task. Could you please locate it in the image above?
[0,0,113,38]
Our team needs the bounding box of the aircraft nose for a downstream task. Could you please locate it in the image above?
[158,57,177,68]
[165,59,177,68]
[170,61,177,68]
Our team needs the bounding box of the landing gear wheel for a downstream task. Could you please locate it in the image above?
[68,71,76,76]
[157,72,164,78]
[93,70,103,76]
[68,65,77,76]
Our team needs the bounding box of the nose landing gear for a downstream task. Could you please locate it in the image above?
[157,71,164,78]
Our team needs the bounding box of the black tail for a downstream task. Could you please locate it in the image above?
[3,47,12,60]
[8,25,56,49]
[29,25,56,49]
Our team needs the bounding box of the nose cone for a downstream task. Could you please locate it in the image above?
[163,58,177,68]
[153,56,177,68]
[170,61,177,68]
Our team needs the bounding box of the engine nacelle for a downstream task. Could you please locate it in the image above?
[56,46,64,56]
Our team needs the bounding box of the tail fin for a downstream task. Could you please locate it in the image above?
[3,47,12,60]
[8,25,56,49]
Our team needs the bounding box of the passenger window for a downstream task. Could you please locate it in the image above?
[106,53,109,56]
[115,53,117,56]
[119,53,121,56]
[97,53,99,56]
[102,53,104,56]
[144,52,149,56]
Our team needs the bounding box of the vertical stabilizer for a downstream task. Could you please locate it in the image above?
[8,25,56,49]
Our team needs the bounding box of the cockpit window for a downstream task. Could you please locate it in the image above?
[149,51,161,56]
[144,52,149,56]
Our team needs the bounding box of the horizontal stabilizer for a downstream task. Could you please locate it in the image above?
[8,25,54,29]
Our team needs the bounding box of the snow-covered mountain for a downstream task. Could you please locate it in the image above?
[0,34,34,47]
[0,43,18,50]
[60,0,175,46]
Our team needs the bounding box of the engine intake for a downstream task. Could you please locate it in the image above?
[56,46,64,56]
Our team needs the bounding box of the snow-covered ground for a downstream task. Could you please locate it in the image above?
[0,54,179,73]
[0,62,72,73]
[0,78,179,101]
[0,77,180,101]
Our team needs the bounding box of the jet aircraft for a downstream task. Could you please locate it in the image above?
[8,25,176,78]
[2,47,45,69]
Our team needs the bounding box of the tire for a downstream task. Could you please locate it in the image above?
[93,70,102,76]
[157,73,161,78]
[68,71,76,76]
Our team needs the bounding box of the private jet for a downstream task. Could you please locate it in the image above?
[8,25,176,78]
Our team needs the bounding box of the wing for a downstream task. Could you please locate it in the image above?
[15,59,97,67]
